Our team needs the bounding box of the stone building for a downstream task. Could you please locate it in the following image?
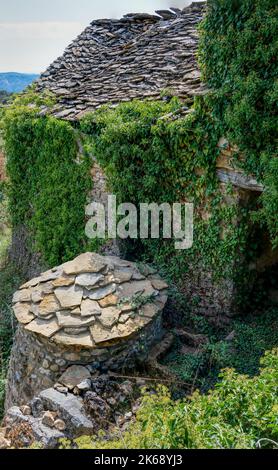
[6,252,168,408]
[2,3,277,448]
[36,3,207,120]
[35,2,274,319]
[7,2,276,319]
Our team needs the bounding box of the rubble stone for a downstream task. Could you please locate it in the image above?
[7,253,167,408]
[58,366,91,390]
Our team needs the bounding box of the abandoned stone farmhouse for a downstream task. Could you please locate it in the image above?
[35,1,273,317]
[1,2,277,447]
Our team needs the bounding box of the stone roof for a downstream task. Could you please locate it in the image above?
[12,253,168,348]
[36,2,206,120]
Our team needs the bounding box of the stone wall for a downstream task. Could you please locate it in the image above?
[179,150,266,321]
[89,159,120,257]
[89,162,238,322]
[5,315,162,410]
[179,270,235,323]
[5,252,168,409]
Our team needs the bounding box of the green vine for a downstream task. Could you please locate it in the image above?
[199,0,278,247]
[81,96,253,303]
[1,91,94,266]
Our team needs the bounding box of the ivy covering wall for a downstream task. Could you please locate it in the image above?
[80,0,277,300]
[0,0,276,449]
[199,0,278,247]
[1,92,93,266]
[1,0,276,296]
[81,97,253,295]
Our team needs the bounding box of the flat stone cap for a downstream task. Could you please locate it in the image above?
[12,253,168,348]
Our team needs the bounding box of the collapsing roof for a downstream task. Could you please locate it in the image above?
[36,2,206,120]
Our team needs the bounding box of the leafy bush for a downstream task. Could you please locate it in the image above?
[62,349,278,449]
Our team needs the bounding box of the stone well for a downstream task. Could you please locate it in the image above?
[5,253,168,408]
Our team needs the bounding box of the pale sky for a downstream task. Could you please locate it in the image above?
[0,0,195,73]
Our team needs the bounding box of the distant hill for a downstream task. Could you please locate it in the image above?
[0,73,39,93]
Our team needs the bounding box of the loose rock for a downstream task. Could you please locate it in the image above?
[54,419,66,432]
[58,365,91,390]
[42,411,56,428]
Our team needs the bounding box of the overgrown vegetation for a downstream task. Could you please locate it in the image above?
[1,91,94,266]
[0,183,11,266]
[60,349,278,449]
[76,0,278,449]
[0,180,21,418]
[0,261,23,419]
[80,0,277,306]
[163,305,278,391]
[81,97,254,299]
[199,0,278,247]
[0,0,276,449]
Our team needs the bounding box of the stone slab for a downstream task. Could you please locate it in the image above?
[55,285,83,308]
[62,253,106,275]
[98,307,121,328]
[12,289,31,304]
[88,284,116,300]
[51,331,94,348]
[25,318,61,338]
[57,311,95,328]
[75,273,104,288]
[80,299,102,317]
[38,294,60,316]
[58,365,91,389]
[39,389,94,436]
[13,303,34,325]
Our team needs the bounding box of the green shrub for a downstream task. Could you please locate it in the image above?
[67,349,278,449]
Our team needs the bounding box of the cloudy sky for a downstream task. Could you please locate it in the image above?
[0,0,195,74]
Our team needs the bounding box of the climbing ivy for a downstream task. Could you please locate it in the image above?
[82,98,220,204]
[1,0,276,298]
[1,91,93,266]
[81,97,253,298]
[199,0,278,247]
[80,0,277,302]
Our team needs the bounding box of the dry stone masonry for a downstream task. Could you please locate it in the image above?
[6,253,168,408]
[36,3,206,120]
[3,374,138,448]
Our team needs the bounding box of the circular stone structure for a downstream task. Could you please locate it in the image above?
[5,253,168,408]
